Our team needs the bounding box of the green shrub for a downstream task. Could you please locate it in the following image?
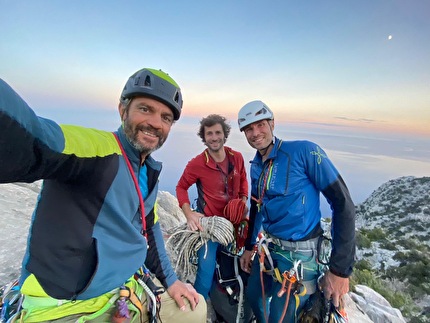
[356,230,372,249]
[380,239,397,251]
[366,227,387,241]
[355,259,373,271]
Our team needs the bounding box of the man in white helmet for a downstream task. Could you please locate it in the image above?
[237,100,355,322]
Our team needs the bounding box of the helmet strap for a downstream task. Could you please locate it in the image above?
[258,122,275,158]
[258,140,274,159]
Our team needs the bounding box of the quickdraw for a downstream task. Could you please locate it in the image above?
[134,268,165,323]
[256,233,282,322]
[256,234,311,323]
[277,260,307,323]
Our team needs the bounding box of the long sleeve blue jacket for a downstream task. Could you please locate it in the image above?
[245,137,355,277]
[0,79,177,300]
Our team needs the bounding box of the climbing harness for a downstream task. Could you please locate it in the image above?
[166,216,235,278]
[256,233,331,323]
[277,260,306,323]
[256,234,283,283]
[111,266,166,323]
[134,267,165,323]
[255,233,283,322]
[111,285,144,323]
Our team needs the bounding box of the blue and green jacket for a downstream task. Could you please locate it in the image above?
[245,137,356,277]
[0,79,177,300]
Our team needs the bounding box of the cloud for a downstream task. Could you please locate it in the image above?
[334,116,382,123]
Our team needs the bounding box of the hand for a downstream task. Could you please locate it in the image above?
[240,249,254,273]
[186,211,204,231]
[320,270,349,307]
[167,280,200,311]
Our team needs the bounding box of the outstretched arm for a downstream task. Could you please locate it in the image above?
[0,79,65,182]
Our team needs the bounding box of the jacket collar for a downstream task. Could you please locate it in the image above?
[203,146,235,165]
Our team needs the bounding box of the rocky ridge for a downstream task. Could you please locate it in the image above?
[355,176,430,322]
[3,178,427,322]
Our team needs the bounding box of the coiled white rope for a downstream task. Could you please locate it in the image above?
[166,216,235,278]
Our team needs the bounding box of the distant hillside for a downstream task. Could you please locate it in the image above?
[355,176,430,322]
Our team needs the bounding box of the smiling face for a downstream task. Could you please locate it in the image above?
[203,123,225,153]
[119,97,174,159]
[243,119,274,151]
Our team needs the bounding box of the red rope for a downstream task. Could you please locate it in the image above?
[223,198,246,224]
[113,133,147,239]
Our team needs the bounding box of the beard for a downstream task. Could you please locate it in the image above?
[123,119,166,155]
[206,138,225,153]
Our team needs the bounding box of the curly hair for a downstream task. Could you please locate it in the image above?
[197,114,231,143]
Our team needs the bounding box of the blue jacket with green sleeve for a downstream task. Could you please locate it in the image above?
[0,78,177,300]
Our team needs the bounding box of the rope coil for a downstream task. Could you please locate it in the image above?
[166,216,235,278]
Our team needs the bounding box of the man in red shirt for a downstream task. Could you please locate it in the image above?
[176,114,248,301]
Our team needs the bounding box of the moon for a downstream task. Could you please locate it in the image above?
[388,35,393,40]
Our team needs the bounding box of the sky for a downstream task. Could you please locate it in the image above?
[1,1,430,209]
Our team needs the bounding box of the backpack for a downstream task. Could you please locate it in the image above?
[209,249,254,323]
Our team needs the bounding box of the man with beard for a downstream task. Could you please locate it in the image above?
[176,115,249,306]
[0,68,206,322]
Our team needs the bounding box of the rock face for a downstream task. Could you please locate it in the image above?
[0,183,410,322]
[355,176,430,321]
[351,285,406,323]
[157,190,187,232]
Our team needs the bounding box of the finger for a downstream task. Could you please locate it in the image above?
[188,294,198,310]
[180,291,197,311]
[240,258,246,272]
[331,293,340,307]
[323,288,332,300]
[174,295,186,311]
[186,284,200,310]
[246,264,252,273]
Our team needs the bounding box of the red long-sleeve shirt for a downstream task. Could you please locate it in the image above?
[176,146,248,216]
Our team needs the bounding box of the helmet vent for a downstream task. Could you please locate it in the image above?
[255,108,267,116]
[144,75,152,87]
[174,91,180,103]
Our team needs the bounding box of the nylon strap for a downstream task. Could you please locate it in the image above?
[113,133,147,239]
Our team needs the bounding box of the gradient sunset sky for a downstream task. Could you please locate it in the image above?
[1,1,429,137]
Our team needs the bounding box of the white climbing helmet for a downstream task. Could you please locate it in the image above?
[237,100,274,131]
